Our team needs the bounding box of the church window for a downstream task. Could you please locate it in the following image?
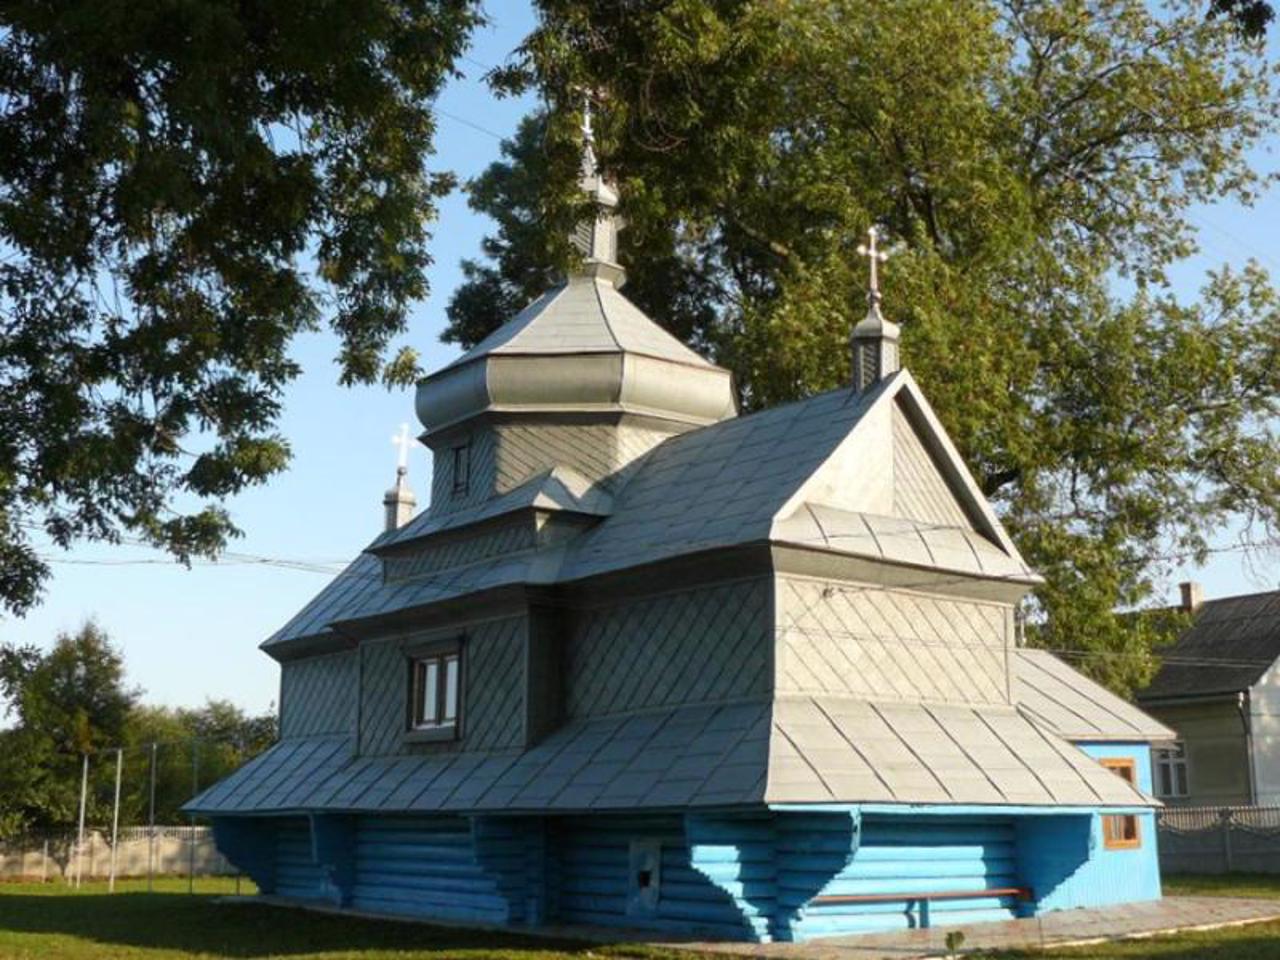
[409,645,461,734]
[1100,758,1141,849]
[451,442,471,497]
[1154,743,1190,799]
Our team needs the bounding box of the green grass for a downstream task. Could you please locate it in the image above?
[0,878,702,960]
[3,875,1280,960]
[977,874,1280,960]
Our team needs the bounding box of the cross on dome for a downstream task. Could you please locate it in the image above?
[851,225,903,392]
[390,422,412,475]
[572,94,623,284]
[856,226,897,307]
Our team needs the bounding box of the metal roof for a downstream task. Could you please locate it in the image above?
[267,373,1039,649]
[1139,590,1280,701]
[1014,649,1174,742]
[446,276,715,370]
[187,695,1154,817]
[374,465,612,553]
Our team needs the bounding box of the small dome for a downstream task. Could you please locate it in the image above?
[416,273,736,435]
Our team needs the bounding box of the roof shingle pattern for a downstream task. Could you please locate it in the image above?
[1139,590,1280,700]
[187,694,1154,817]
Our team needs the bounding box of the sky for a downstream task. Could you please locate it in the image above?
[5,4,1279,717]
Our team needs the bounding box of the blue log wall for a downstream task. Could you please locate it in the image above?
[554,814,762,939]
[216,789,1157,942]
[1018,743,1162,912]
[781,813,1020,940]
[350,815,513,923]
[274,817,329,900]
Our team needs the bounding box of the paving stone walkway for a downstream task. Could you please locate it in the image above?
[673,897,1280,959]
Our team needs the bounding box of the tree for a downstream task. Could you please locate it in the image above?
[442,112,721,354]
[123,700,277,825]
[472,0,1280,693]
[0,622,138,836]
[0,0,480,616]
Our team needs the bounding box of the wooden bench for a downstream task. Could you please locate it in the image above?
[811,887,1033,928]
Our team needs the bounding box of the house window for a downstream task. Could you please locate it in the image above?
[451,442,470,497]
[1155,743,1190,799]
[409,647,461,733]
[1101,758,1141,849]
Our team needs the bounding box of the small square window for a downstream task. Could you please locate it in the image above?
[409,648,461,733]
[451,443,470,497]
[1101,758,1141,849]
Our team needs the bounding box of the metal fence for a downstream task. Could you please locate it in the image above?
[1157,805,1280,874]
[0,826,234,883]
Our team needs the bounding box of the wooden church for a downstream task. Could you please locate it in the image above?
[189,120,1173,942]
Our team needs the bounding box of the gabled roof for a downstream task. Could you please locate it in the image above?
[186,694,1155,817]
[1139,590,1280,701]
[446,276,715,370]
[267,371,1039,650]
[563,369,1037,583]
[1016,649,1174,742]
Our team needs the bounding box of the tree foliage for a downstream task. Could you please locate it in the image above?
[0,0,480,615]
[0,622,275,837]
[463,0,1280,693]
[0,622,137,835]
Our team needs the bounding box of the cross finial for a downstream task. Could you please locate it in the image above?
[856,226,891,305]
[390,422,412,475]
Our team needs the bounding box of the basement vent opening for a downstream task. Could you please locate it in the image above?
[626,839,662,917]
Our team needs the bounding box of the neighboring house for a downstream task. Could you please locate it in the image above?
[1138,583,1280,807]
[187,128,1173,942]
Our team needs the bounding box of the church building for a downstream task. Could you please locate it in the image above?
[188,119,1173,942]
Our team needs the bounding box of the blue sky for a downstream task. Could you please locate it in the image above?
[6,5,1278,716]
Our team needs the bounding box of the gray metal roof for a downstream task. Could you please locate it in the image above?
[773,506,1035,581]
[446,276,715,370]
[562,381,886,580]
[267,373,1039,649]
[1015,649,1174,742]
[187,695,1154,817]
[1139,590,1280,701]
[374,465,612,552]
[768,696,1152,807]
[262,552,381,650]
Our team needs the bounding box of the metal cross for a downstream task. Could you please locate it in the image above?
[390,422,412,472]
[582,94,594,144]
[856,226,891,303]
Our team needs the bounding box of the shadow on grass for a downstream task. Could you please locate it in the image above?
[0,891,694,959]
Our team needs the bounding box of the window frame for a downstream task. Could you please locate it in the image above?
[1154,742,1190,799]
[451,442,471,497]
[1100,757,1142,850]
[405,639,463,743]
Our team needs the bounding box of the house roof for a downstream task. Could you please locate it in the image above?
[447,276,716,370]
[372,465,612,553]
[1015,649,1174,742]
[186,694,1154,818]
[265,372,1040,652]
[1139,590,1280,701]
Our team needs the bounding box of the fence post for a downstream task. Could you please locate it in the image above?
[1220,807,1234,872]
[109,747,123,893]
[147,742,157,893]
[75,754,88,889]
[188,740,199,894]
[41,839,48,883]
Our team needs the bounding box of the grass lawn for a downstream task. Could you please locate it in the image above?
[0,877,701,960]
[2,874,1280,960]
